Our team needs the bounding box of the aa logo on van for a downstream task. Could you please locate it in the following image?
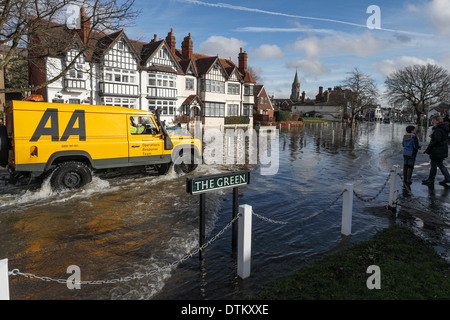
[30,108,86,142]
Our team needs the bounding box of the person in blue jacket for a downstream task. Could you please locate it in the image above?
[402,125,420,185]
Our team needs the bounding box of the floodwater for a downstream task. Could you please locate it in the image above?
[0,122,448,300]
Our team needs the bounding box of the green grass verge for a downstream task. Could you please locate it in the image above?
[254,224,450,300]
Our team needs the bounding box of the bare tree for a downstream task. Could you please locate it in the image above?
[341,68,378,126]
[0,0,139,94]
[384,63,450,128]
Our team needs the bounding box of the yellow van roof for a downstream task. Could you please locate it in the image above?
[11,100,154,116]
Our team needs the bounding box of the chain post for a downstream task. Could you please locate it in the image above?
[237,204,252,279]
[341,183,353,236]
[388,165,400,212]
[0,259,9,300]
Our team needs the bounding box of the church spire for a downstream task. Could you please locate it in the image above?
[290,69,300,102]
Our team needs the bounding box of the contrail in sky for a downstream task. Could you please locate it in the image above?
[178,0,432,37]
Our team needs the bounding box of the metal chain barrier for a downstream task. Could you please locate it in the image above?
[352,170,392,203]
[9,213,241,286]
[251,190,344,225]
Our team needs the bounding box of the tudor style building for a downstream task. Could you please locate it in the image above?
[28,8,255,127]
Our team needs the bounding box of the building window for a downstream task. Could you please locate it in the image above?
[204,102,225,117]
[201,79,225,93]
[228,83,240,95]
[243,104,253,116]
[185,78,194,90]
[148,73,176,88]
[244,85,254,96]
[147,73,177,99]
[227,104,239,116]
[104,68,136,84]
[148,100,176,115]
[69,99,80,104]
[101,97,136,108]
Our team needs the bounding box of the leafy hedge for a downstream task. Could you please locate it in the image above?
[224,116,250,125]
[274,110,290,122]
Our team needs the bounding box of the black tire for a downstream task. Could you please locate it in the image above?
[0,124,10,167]
[50,161,92,190]
[155,163,171,175]
[173,149,198,175]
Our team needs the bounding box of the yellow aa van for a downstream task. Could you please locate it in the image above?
[0,100,201,190]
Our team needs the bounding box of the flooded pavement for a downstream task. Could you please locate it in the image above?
[0,121,448,300]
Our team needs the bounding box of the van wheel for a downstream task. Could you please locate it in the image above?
[173,149,198,174]
[0,124,10,167]
[155,163,171,175]
[50,161,92,190]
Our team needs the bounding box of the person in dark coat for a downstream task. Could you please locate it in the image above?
[422,116,450,186]
[443,113,450,124]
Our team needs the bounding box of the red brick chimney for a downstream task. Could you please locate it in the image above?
[151,34,157,43]
[182,33,193,60]
[166,28,176,55]
[79,7,91,44]
[238,48,247,74]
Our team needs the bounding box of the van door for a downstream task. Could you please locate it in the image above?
[128,115,164,164]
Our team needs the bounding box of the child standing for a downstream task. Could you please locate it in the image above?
[402,125,420,185]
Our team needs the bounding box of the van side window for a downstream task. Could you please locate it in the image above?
[130,116,158,135]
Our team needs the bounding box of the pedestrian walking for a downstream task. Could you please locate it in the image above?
[443,113,450,125]
[422,116,450,186]
[402,125,420,185]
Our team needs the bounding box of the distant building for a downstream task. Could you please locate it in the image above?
[275,71,345,121]
[253,85,274,123]
[290,70,300,103]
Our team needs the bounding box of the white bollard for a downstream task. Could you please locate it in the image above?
[0,259,10,300]
[388,165,400,211]
[237,204,252,279]
[341,184,353,236]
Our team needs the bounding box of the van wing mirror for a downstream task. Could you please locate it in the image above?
[154,108,173,150]
[164,133,173,150]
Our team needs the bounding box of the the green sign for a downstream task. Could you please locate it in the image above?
[186,171,250,194]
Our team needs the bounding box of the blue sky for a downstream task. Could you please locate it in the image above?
[125,0,450,106]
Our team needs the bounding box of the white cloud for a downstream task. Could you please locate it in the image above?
[438,53,450,71]
[288,32,387,76]
[407,4,421,12]
[291,32,387,59]
[198,36,247,62]
[425,0,450,36]
[292,37,325,59]
[329,32,387,57]
[252,44,285,60]
[372,56,438,77]
[286,58,330,76]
